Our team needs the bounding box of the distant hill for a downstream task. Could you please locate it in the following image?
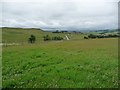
[2,27,72,43]
[1,27,44,31]
[2,27,118,43]
[2,27,47,43]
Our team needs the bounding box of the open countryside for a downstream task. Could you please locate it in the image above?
[2,27,118,88]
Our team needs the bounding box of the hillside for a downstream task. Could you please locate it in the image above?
[2,27,46,43]
[2,27,85,43]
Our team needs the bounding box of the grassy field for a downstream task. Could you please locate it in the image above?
[2,28,118,88]
[2,28,85,43]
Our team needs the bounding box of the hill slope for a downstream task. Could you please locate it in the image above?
[2,27,85,43]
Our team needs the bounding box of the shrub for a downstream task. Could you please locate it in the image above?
[88,34,97,39]
[84,36,89,39]
[28,34,36,43]
[43,35,63,41]
[43,35,51,41]
[52,36,63,40]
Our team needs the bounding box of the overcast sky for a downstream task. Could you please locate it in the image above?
[1,0,119,31]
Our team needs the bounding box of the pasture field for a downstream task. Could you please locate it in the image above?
[2,28,85,43]
[2,28,118,88]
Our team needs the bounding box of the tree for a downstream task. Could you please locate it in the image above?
[88,34,97,39]
[43,35,63,41]
[84,36,89,39]
[28,34,36,43]
[52,36,63,40]
[43,35,51,41]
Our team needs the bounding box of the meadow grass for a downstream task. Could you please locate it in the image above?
[2,28,118,88]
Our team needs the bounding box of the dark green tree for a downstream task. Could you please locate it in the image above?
[43,35,51,41]
[28,34,36,43]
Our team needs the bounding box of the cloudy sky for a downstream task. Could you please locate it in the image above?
[1,0,119,31]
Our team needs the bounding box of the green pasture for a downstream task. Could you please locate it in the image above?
[2,28,118,88]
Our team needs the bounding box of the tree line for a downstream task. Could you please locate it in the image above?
[43,35,63,41]
[84,34,120,39]
[28,34,63,43]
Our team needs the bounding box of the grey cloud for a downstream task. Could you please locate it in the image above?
[1,0,119,30]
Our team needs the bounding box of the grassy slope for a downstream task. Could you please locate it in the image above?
[2,28,49,43]
[2,28,85,43]
[2,28,118,88]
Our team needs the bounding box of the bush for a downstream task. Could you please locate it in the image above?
[43,35,51,41]
[84,36,89,39]
[28,34,36,43]
[88,34,97,39]
[52,36,63,40]
[43,35,63,41]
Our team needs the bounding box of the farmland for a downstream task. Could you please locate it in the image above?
[2,28,118,88]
